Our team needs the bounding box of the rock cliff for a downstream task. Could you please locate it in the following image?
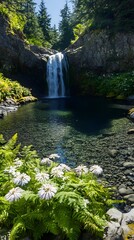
[66,30,134,73]
[0,14,55,95]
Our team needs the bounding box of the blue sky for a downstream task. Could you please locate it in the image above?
[35,0,72,28]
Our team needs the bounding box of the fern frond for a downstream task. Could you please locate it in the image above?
[0,134,6,145]
[54,205,81,240]
[3,133,18,150]
[22,191,39,203]
[10,220,26,240]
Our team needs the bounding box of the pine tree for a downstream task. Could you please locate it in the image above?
[23,0,44,45]
[59,2,74,50]
[38,0,51,42]
[49,25,60,49]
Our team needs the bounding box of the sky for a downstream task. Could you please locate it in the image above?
[35,0,72,28]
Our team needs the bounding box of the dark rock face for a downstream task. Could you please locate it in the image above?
[66,30,134,73]
[0,14,55,95]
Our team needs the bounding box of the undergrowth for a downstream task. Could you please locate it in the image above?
[0,73,32,103]
[73,71,134,98]
[0,134,119,240]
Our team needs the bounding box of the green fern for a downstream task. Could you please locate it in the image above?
[0,134,119,240]
[10,221,26,240]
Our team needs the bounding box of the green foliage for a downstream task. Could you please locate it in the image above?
[71,23,86,43]
[0,2,26,33]
[0,134,118,240]
[0,73,32,102]
[74,71,134,98]
[71,0,134,33]
[59,2,74,50]
[38,0,51,42]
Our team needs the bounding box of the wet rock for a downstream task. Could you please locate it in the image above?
[122,208,134,223]
[109,149,118,157]
[102,132,115,137]
[118,188,133,196]
[124,194,134,202]
[107,208,123,224]
[104,221,121,240]
[123,162,134,168]
[124,169,133,175]
[127,129,134,134]
[104,208,134,240]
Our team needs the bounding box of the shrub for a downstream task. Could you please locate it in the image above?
[0,134,117,240]
[75,71,134,98]
[0,73,32,102]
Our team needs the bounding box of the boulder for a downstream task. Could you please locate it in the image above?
[104,208,134,240]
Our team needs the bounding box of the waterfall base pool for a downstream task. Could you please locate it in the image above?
[0,96,134,198]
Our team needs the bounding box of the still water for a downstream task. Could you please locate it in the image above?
[0,97,128,166]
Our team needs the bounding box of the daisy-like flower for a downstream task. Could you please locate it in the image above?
[5,187,24,202]
[35,172,49,182]
[74,165,88,176]
[89,165,103,176]
[38,183,57,200]
[51,167,64,178]
[49,154,60,160]
[58,163,71,172]
[14,159,23,167]
[40,157,52,166]
[4,166,17,176]
[13,173,31,186]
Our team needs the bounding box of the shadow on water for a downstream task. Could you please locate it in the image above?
[39,96,126,135]
[0,96,128,158]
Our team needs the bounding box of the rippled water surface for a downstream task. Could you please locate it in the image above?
[0,97,129,166]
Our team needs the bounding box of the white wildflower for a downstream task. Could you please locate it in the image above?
[58,163,71,172]
[89,165,103,176]
[12,171,20,177]
[14,159,23,167]
[83,199,90,207]
[5,187,24,202]
[4,166,17,176]
[40,157,52,166]
[49,154,60,160]
[13,173,31,186]
[34,167,40,173]
[74,165,88,176]
[51,167,64,178]
[35,172,49,182]
[38,184,57,200]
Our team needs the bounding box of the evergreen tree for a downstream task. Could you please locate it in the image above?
[49,25,60,50]
[38,0,51,42]
[23,0,44,45]
[71,0,134,32]
[59,2,74,50]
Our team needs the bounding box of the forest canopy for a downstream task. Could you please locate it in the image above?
[0,0,133,50]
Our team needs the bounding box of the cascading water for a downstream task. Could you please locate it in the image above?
[46,52,68,98]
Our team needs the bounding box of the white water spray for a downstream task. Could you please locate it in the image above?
[46,52,68,98]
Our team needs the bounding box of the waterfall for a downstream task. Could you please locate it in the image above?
[46,52,68,98]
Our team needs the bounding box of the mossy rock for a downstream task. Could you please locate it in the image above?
[124,223,134,240]
[18,96,37,104]
[128,108,134,114]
